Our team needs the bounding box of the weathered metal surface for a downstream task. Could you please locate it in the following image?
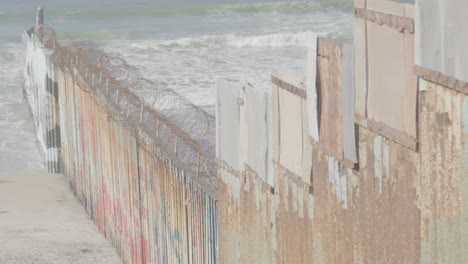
[419,79,468,263]
[24,3,468,264]
[414,65,468,96]
[317,38,344,160]
[274,165,313,264]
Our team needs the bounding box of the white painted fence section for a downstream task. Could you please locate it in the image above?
[306,32,320,142]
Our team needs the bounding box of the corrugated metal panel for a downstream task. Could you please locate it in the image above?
[419,79,468,263]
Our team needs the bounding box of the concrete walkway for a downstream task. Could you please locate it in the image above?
[0,172,122,264]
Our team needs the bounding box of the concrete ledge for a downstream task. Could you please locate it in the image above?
[0,172,122,264]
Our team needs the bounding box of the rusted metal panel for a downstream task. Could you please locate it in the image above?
[24,5,468,264]
[312,147,353,264]
[317,38,344,160]
[352,127,420,263]
[238,169,276,264]
[218,166,241,263]
[419,79,468,263]
[274,166,313,264]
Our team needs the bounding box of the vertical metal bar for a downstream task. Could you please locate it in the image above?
[36,7,43,28]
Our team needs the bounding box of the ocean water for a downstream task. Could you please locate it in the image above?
[0,0,353,169]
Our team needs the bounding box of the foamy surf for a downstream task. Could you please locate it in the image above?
[120,31,315,51]
[0,0,353,169]
[226,32,312,48]
[0,43,45,171]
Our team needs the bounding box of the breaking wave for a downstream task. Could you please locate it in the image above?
[125,32,313,50]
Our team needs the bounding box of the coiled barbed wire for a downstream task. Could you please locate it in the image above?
[36,25,217,184]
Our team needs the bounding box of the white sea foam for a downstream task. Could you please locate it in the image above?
[104,32,310,107]
[124,31,314,51]
[0,42,45,170]
[226,32,312,48]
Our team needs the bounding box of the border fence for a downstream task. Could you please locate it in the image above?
[23,10,217,264]
[23,0,468,263]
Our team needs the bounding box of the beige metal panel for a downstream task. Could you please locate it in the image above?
[306,32,320,142]
[216,80,242,171]
[367,22,417,139]
[272,68,306,177]
[403,33,418,138]
[419,80,468,264]
[279,87,303,177]
[243,84,273,187]
[354,17,367,118]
